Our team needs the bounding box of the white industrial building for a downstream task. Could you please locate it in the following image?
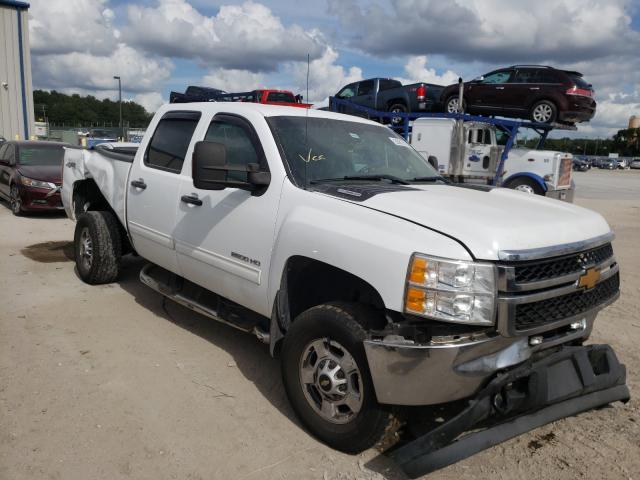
[0,0,34,141]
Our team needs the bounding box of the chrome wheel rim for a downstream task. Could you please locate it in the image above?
[446,97,459,113]
[79,227,93,270]
[299,338,363,424]
[533,104,553,122]
[10,187,21,213]
[390,107,404,125]
[514,184,535,194]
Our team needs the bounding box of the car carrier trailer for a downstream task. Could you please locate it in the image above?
[329,96,577,200]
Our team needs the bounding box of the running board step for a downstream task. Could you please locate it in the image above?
[139,263,270,343]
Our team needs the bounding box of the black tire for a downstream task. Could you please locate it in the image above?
[281,302,394,453]
[529,100,557,124]
[74,211,122,284]
[506,176,544,195]
[387,103,407,126]
[9,184,23,216]
[445,95,465,113]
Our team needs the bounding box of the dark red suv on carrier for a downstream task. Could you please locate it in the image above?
[0,141,67,215]
[440,65,596,124]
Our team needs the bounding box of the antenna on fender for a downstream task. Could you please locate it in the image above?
[304,53,310,189]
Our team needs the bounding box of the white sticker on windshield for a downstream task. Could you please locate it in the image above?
[389,137,409,147]
[349,132,360,139]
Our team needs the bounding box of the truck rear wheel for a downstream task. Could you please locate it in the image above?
[74,211,122,284]
[281,302,395,453]
[388,103,407,126]
[530,100,557,123]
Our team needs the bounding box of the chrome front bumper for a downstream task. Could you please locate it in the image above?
[545,184,574,202]
[364,312,597,406]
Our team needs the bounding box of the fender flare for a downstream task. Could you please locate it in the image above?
[502,172,547,192]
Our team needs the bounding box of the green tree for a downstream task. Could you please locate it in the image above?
[33,90,154,127]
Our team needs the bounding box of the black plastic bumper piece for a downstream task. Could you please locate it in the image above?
[390,344,629,478]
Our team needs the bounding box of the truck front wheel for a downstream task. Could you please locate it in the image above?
[506,177,544,195]
[281,302,395,453]
[74,211,122,284]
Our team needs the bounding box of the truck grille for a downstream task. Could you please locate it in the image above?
[514,272,619,331]
[513,243,614,284]
[497,239,619,336]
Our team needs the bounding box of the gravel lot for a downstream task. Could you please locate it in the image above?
[1,169,638,480]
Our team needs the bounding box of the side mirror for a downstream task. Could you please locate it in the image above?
[427,155,439,170]
[192,141,270,191]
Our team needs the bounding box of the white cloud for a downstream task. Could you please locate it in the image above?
[292,47,363,103]
[32,44,173,94]
[29,0,118,55]
[395,56,459,86]
[331,0,639,64]
[201,68,266,92]
[123,0,325,71]
[133,92,166,113]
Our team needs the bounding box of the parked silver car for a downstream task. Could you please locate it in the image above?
[630,158,640,169]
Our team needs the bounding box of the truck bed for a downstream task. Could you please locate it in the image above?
[62,143,138,225]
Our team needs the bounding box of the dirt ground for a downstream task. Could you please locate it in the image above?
[1,169,639,480]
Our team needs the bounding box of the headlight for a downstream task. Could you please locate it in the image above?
[404,254,496,325]
[20,176,55,189]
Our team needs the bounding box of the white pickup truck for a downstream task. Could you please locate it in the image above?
[410,118,575,201]
[62,103,627,475]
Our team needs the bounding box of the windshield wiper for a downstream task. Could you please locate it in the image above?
[311,174,410,185]
[408,176,448,183]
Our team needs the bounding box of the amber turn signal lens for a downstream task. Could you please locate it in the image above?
[409,257,428,284]
[405,287,426,312]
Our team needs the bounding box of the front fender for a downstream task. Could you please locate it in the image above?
[267,183,472,314]
[503,172,547,192]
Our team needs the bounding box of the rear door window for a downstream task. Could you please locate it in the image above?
[145,111,201,173]
[379,79,401,91]
[514,69,538,83]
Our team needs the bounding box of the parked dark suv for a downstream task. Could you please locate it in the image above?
[440,65,596,124]
[0,141,67,215]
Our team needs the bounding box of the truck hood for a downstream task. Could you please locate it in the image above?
[17,164,62,183]
[359,184,611,260]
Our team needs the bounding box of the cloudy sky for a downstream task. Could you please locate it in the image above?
[28,0,640,138]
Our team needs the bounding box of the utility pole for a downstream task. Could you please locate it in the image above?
[113,76,123,140]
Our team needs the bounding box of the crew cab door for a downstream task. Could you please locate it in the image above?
[126,110,202,273]
[173,113,281,316]
[467,69,514,110]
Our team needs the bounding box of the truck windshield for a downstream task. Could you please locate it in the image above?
[267,116,440,186]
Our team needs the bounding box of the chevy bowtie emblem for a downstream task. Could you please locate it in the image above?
[578,268,601,290]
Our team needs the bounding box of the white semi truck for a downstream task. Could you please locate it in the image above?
[62,102,627,477]
[410,117,575,201]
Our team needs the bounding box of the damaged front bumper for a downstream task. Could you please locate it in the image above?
[363,312,596,406]
[388,343,629,478]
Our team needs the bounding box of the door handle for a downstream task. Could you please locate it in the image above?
[181,194,202,206]
[495,86,505,90]
[130,179,147,190]
[529,87,540,90]
[65,161,76,168]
